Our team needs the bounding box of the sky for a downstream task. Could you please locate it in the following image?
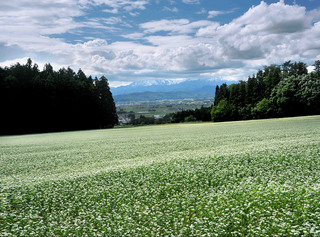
[0,0,319,87]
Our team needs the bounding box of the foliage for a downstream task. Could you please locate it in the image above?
[313,60,320,78]
[211,61,319,122]
[1,116,320,235]
[211,99,232,122]
[131,115,155,125]
[0,59,118,134]
[171,106,211,123]
[270,74,320,116]
[297,74,320,114]
[128,114,172,125]
[251,98,273,119]
[184,115,197,122]
[270,75,303,116]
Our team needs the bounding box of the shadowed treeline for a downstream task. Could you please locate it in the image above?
[0,59,118,135]
[211,61,320,122]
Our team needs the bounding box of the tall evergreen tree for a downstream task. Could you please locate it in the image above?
[211,61,320,122]
[94,76,118,128]
[313,60,320,78]
[0,59,118,135]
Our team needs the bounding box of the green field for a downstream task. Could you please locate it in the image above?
[116,98,213,122]
[1,116,320,236]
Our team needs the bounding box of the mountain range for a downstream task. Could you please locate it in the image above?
[111,79,236,103]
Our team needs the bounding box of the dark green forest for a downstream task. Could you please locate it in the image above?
[166,60,320,124]
[0,59,118,135]
[1,59,319,133]
[211,61,320,122]
[171,106,212,123]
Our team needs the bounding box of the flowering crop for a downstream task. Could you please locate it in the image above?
[1,116,320,236]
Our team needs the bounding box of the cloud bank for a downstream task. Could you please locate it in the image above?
[0,1,319,86]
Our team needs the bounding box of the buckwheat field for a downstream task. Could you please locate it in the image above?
[1,116,320,236]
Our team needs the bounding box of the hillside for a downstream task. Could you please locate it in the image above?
[114,90,214,102]
[1,116,320,235]
[111,79,236,102]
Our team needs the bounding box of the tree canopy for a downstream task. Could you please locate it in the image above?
[0,59,118,135]
[211,61,320,122]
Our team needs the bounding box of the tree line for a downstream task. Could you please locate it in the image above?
[211,61,320,122]
[166,60,320,124]
[2,59,319,134]
[171,106,212,123]
[0,59,118,135]
[122,106,212,126]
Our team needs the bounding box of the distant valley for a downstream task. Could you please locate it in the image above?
[111,79,236,103]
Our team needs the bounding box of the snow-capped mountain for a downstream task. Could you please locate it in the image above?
[111,78,236,102]
[129,79,187,87]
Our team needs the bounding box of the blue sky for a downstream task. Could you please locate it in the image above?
[0,0,319,87]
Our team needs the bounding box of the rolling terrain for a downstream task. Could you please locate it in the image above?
[111,79,236,102]
[1,116,320,235]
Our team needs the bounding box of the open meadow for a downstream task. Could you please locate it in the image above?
[1,116,320,236]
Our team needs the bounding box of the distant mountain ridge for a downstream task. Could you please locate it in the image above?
[111,79,236,102]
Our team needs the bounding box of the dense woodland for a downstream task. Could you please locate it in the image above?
[1,59,319,133]
[171,106,212,123]
[211,61,320,122]
[0,59,118,135]
[167,61,320,124]
[116,60,320,126]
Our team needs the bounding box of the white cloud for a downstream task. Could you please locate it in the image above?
[0,0,83,37]
[208,10,224,18]
[109,80,132,87]
[81,18,120,31]
[141,19,189,34]
[121,33,145,40]
[0,57,66,73]
[200,68,257,81]
[163,6,179,12]
[102,17,123,25]
[208,9,235,19]
[110,1,320,81]
[182,0,200,4]
[145,35,195,47]
[196,22,220,37]
[308,9,320,22]
[0,57,32,68]
[307,65,315,73]
[209,1,316,63]
[83,39,109,48]
[129,12,140,17]
[0,0,320,84]
[102,8,119,14]
[86,0,149,14]
[196,8,207,14]
[140,19,213,34]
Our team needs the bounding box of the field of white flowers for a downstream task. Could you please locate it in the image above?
[1,116,320,236]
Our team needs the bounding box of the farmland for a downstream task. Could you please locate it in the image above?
[1,116,320,235]
[116,98,213,122]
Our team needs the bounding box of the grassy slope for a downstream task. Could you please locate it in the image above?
[1,116,320,235]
